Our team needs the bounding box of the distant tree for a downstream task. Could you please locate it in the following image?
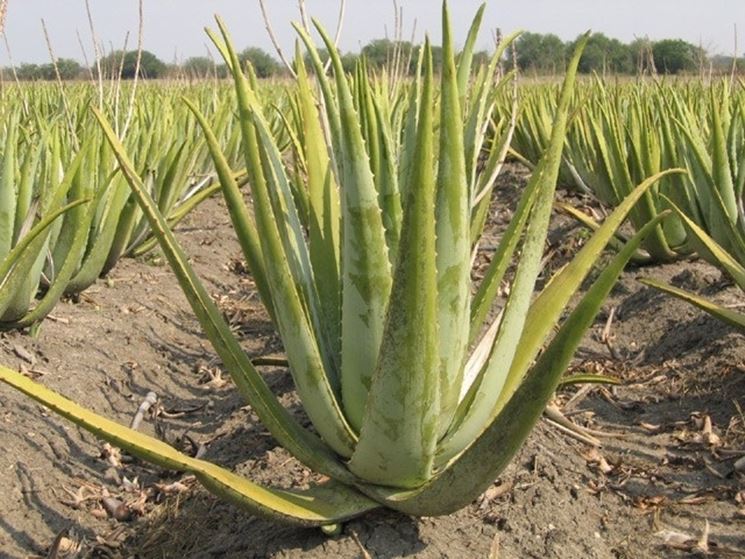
[123,50,166,79]
[16,63,42,81]
[361,39,397,68]
[238,47,280,78]
[182,56,215,79]
[361,39,425,74]
[652,39,699,74]
[52,58,83,80]
[571,33,632,74]
[516,32,566,73]
[97,50,166,79]
[710,54,745,75]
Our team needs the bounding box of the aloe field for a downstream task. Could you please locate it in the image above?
[0,2,744,558]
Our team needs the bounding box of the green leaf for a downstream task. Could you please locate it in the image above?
[311,19,393,433]
[435,2,473,435]
[0,365,378,526]
[210,20,357,458]
[639,278,745,332]
[92,107,356,483]
[348,43,439,488]
[439,34,593,465]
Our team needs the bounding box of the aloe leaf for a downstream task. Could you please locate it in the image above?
[555,201,653,265]
[210,20,357,457]
[131,179,233,257]
[0,117,19,260]
[455,3,486,107]
[435,3,472,434]
[311,19,394,432]
[291,24,342,167]
[438,35,591,464]
[488,170,684,421]
[348,44,439,488]
[0,147,89,323]
[183,99,274,321]
[0,198,87,325]
[710,91,738,222]
[65,177,131,294]
[660,195,745,291]
[0,365,378,526]
[296,56,342,369]
[93,107,357,482]
[13,143,43,245]
[371,97,403,263]
[468,155,541,344]
[639,278,745,331]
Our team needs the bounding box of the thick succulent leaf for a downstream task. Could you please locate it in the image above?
[469,158,542,344]
[0,198,87,326]
[210,21,357,457]
[358,213,665,515]
[710,91,738,222]
[65,178,131,294]
[291,23,342,168]
[128,180,226,258]
[0,148,89,322]
[455,3,486,108]
[555,201,653,265]
[0,366,379,526]
[13,144,42,245]
[660,195,745,291]
[296,57,342,371]
[183,98,274,321]
[14,173,107,329]
[348,46,439,488]
[435,3,473,434]
[490,170,684,420]
[312,19,393,432]
[93,108,357,483]
[438,34,591,464]
[0,118,18,261]
[639,278,745,331]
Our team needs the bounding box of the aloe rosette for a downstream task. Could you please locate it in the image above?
[0,3,678,526]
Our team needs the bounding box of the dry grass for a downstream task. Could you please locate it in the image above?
[0,0,8,36]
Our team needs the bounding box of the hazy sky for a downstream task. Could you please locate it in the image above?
[1,1,743,66]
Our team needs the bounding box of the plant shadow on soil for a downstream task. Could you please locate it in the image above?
[0,169,743,558]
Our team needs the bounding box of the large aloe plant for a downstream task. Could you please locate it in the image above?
[1,4,676,526]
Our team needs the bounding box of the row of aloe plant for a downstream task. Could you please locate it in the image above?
[513,80,744,254]
[0,3,679,527]
[509,79,745,330]
[0,81,249,329]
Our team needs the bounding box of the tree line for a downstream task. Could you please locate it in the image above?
[516,32,744,75]
[3,32,742,81]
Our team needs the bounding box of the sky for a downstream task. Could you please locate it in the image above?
[0,1,743,66]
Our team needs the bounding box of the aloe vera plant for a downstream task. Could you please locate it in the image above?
[0,82,247,329]
[0,116,97,329]
[558,82,691,264]
[1,4,677,526]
